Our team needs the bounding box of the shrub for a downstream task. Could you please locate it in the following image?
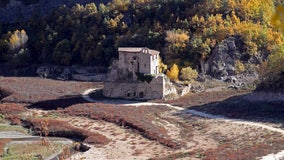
[25,118,110,145]
[234,60,245,74]
[180,66,198,81]
[0,103,25,115]
[136,72,153,83]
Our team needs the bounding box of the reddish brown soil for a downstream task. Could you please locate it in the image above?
[64,103,182,149]
[22,118,110,146]
[165,89,250,108]
[0,77,100,103]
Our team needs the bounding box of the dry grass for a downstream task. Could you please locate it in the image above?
[164,89,250,107]
[0,77,102,103]
[202,132,284,160]
[0,139,10,156]
[2,141,64,159]
[23,118,110,146]
[0,103,26,114]
[64,103,182,149]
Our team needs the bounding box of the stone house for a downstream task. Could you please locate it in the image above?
[118,47,160,76]
[103,47,179,100]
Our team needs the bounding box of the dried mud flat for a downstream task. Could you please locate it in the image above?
[0,77,284,160]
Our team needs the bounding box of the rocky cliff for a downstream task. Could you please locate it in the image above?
[0,0,110,23]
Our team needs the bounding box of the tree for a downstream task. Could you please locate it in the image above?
[9,30,28,51]
[166,64,179,81]
[85,3,98,16]
[180,66,198,81]
[99,3,109,14]
[165,29,189,50]
[271,5,284,32]
[53,39,72,66]
[0,39,9,62]
[109,0,130,11]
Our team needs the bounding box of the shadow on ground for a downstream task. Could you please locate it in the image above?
[28,95,88,110]
[185,93,284,127]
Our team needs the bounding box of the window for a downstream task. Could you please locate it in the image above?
[133,56,137,60]
[139,92,144,98]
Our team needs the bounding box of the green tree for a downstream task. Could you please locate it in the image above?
[0,39,9,62]
[53,39,72,66]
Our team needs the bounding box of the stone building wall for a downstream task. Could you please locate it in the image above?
[103,47,178,100]
[103,75,169,100]
[150,54,159,74]
[118,47,159,75]
[138,53,151,74]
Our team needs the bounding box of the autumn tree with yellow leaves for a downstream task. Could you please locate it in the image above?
[9,30,28,51]
[256,4,284,90]
[166,64,179,81]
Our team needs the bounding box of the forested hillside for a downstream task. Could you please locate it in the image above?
[0,0,283,89]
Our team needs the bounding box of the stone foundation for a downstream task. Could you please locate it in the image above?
[103,75,177,100]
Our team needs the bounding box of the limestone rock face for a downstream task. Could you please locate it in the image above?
[205,36,264,80]
[205,36,245,79]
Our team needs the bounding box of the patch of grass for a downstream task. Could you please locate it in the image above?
[151,152,193,160]
[2,141,65,160]
[0,125,28,134]
[0,139,10,156]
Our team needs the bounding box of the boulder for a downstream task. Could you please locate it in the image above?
[36,66,62,79]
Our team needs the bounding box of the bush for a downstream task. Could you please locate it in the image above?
[180,66,198,81]
[234,60,245,74]
[136,72,153,83]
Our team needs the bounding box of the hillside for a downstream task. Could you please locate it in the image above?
[0,0,111,23]
[0,0,283,90]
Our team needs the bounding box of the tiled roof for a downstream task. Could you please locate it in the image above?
[118,47,159,55]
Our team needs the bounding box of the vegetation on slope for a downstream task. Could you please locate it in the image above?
[0,0,283,89]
